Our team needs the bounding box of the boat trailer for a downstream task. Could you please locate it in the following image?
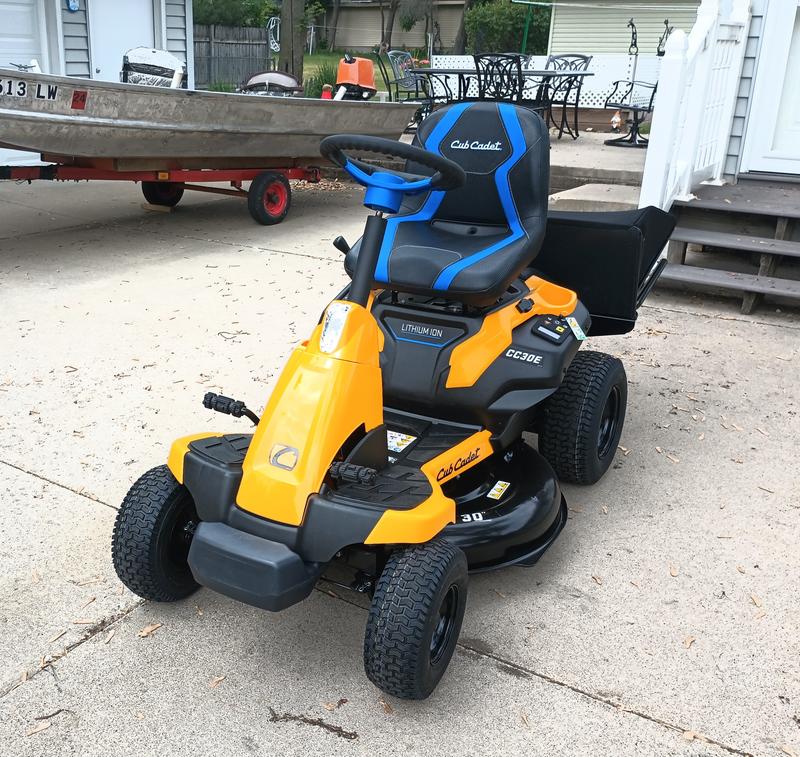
[0,163,321,225]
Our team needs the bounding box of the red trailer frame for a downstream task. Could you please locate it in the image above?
[0,163,322,225]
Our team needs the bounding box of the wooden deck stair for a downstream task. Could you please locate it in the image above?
[663,181,800,313]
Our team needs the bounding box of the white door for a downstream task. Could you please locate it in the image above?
[0,0,44,165]
[741,0,800,174]
[88,0,155,82]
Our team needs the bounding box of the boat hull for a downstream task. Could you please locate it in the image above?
[0,71,416,164]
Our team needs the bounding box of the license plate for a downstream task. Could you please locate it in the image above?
[0,77,59,101]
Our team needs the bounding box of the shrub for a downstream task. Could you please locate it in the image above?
[304,61,339,98]
[464,0,551,55]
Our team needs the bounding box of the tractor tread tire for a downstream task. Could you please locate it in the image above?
[364,538,467,700]
[538,350,627,485]
[111,465,199,602]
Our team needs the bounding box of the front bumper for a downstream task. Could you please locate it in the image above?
[188,522,321,611]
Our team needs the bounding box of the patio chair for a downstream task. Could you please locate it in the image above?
[473,54,524,102]
[604,80,657,148]
[543,54,593,139]
[376,52,446,125]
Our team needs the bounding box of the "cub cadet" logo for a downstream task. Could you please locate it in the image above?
[436,448,481,482]
[505,348,543,364]
[270,444,299,471]
[450,139,503,151]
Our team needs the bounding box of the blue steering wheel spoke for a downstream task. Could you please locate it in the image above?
[343,160,435,214]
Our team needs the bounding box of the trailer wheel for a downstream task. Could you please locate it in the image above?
[141,181,184,207]
[248,172,291,225]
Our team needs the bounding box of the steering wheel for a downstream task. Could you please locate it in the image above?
[319,134,466,214]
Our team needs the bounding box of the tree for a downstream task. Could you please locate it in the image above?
[328,0,342,50]
[195,0,279,27]
[279,0,305,80]
[463,0,550,55]
[452,0,475,54]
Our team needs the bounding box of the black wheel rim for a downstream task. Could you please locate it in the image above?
[597,385,621,459]
[163,498,197,570]
[430,585,459,665]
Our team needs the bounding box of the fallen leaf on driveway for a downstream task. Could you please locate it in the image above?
[379,696,393,715]
[754,610,766,621]
[137,623,162,638]
[601,505,608,514]
[736,565,746,574]
[209,675,226,688]
[591,575,603,586]
[780,745,798,757]
[520,712,530,727]
[104,629,115,644]
[669,564,679,578]
[26,721,51,737]
[683,635,696,649]
[493,589,507,598]
[682,730,708,743]
[666,454,680,464]
[80,596,96,609]
[629,580,640,588]
[48,630,66,644]
[750,593,762,608]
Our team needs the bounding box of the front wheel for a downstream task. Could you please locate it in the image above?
[538,350,627,485]
[112,465,200,601]
[364,539,467,700]
[247,171,291,225]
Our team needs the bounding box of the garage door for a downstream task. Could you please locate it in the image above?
[0,0,43,165]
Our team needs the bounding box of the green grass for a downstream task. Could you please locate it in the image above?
[303,50,388,92]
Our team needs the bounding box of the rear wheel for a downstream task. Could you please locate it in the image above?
[141,181,184,207]
[112,465,199,601]
[364,538,467,700]
[247,171,291,225]
[538,350,627,485]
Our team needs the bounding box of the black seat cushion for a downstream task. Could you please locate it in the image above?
[345,101,549,304]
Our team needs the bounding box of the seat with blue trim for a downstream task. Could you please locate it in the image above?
[344,101,549,305]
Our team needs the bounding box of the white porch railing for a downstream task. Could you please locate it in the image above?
[639,0,751,210]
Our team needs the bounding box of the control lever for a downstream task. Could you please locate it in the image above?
[202,392,260,425]
[332,235,351,254]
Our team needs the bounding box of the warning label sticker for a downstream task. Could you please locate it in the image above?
[487,480,510,500]
[387,430,417,454]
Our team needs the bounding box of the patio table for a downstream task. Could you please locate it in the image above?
[410,68,593,106]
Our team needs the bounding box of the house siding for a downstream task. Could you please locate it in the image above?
[59,2,191,80]
[165,0,188,60]
[61,5,90,77]
[549,0,700,54]
[724,0,767,178]
[333,1,463,51]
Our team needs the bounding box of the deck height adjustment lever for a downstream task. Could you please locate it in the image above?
[202,392,260,425]
[332,236,351,254]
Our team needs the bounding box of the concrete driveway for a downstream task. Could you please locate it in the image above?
[0,180,798,757]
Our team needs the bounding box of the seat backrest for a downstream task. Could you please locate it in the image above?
[473,54,524,100]
[546,54,593,71]
[387,50,416,87]
[408,100,549,230]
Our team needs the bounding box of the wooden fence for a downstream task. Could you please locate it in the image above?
[194,24,274,89]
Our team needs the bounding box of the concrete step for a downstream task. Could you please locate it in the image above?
[659,263,800,300]
[548,183,640,212]
[672,226,800,258]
